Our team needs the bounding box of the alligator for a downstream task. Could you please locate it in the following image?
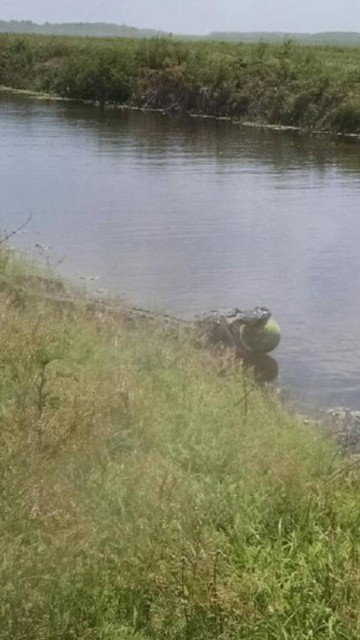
[195,306,280,354]
[13,275,280,355]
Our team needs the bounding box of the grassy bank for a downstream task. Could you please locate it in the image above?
[1,247,360,639]
[1,34,360,133]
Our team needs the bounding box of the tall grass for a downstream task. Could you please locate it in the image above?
[1,34,360,132]
[1,248,360,638]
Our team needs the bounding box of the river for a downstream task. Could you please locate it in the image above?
[1,91,360,410]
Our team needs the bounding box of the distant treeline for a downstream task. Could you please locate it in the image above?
[1,33,360,133]
[2,20,360,45]
[209,31,360,46]
[0,20,165,39]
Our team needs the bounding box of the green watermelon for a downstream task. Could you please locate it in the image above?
[240,318,281,354]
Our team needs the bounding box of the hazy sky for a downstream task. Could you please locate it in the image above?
[1,0,360,35]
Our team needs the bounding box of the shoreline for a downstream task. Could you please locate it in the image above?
[11,270,360,456]
[2,84,360,140]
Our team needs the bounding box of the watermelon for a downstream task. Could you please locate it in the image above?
[240,318,281,354]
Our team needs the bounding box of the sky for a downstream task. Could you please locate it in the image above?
[1,0,360,35]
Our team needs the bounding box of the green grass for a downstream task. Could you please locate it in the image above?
[1,34,360,132]
[1,247,360,638]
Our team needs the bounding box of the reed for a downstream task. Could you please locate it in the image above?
[1,34,360,132]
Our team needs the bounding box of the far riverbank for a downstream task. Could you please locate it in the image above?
[1,33,360,134]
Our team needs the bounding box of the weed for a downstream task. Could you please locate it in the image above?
[1,250,360,637]
[1,34,360,131]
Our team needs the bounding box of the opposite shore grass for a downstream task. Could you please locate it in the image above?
[1,33,360,133]
[2,247,360,639]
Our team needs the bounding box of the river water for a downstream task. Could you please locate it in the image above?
[1,91,360,410]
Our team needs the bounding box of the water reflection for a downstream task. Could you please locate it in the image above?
[243,354,279,385]
[4,93,360,174]
[59,103,360,174]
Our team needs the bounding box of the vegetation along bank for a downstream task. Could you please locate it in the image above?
[3,247,360,639]
[1,33,360,133]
